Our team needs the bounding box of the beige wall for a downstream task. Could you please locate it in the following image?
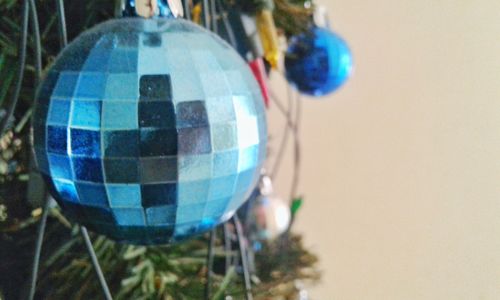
[267,0,500,299]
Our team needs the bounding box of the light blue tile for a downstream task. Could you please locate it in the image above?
[53,178,79,203]
[145,205,176,225]
[104,73,139,101]
[102,101,138,129]
[52,72,79,97]
[70,100,101,129]
[177,179,211,205]
[213,150,238,177]
[175,202,205,224]
[106,184,142,207]
[113,208,146,226]
[238,145,259,172]
[178,154,213,181]
[207,175,237,200]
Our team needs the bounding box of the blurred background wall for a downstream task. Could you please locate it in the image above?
[267,0,500,298]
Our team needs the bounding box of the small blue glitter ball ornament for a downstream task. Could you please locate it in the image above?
[33,18,267,245]
[285,26,353,97]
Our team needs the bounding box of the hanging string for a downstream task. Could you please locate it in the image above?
[0,0,29,137]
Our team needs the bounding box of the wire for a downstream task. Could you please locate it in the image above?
[204,228,216,300]
[56,0,68,48]
[27,195,51,300]
[233,215,253,300]
[269,86,295,180]
[29,0,42,83]
[202,0,209,29]
[289,91,302,201]
[0,0,29,137]
[210,0,218,34]
[216,0,237,48]
[81,226,113,300]
[183,0,191,20]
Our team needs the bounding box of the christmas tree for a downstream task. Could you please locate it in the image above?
[0,0,328,299]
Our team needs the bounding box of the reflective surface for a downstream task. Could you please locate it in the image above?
[33,18,267,245]
[285,27,352,97]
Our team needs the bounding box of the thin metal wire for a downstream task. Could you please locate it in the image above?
[204,228,216,300]
[216,0,237,48]
[202,0,209,29]
[269,86,295,180]
[28,0,42,83]
[233,215,253,300]
[210,0,218,34]
[81,226,113,300]
[27,195,51,300]
[0,0,29,137]
[56,0,68,47]
[289,91,302,201]
[183,0,191,20]
[223,223,232,272]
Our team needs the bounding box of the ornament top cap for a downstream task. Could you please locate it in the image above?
[118,0,183,19]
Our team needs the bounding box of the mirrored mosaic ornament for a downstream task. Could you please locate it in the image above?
[285,26,353,97]
[32,18,268,245]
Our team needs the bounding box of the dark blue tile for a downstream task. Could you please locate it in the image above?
[138,101,175,128]
[59,201,84,221]
[139,128,177,156]
[70,129,101,157]
[48,154,73,180]
[103,130,139,157]
[76,182,108,207]
[139,75,171,100]
[141,183,177,207]
[81,205,116,224]
[178,127,211,154]
[47,126,68,154]
[75,73,107,98]
[72,157,104,182]
[104,158,139,183]
[176,101,209,128]
[139,157,177,183]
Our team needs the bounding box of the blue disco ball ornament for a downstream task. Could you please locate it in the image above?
[285,27,353,97]
[32,18,267,245]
